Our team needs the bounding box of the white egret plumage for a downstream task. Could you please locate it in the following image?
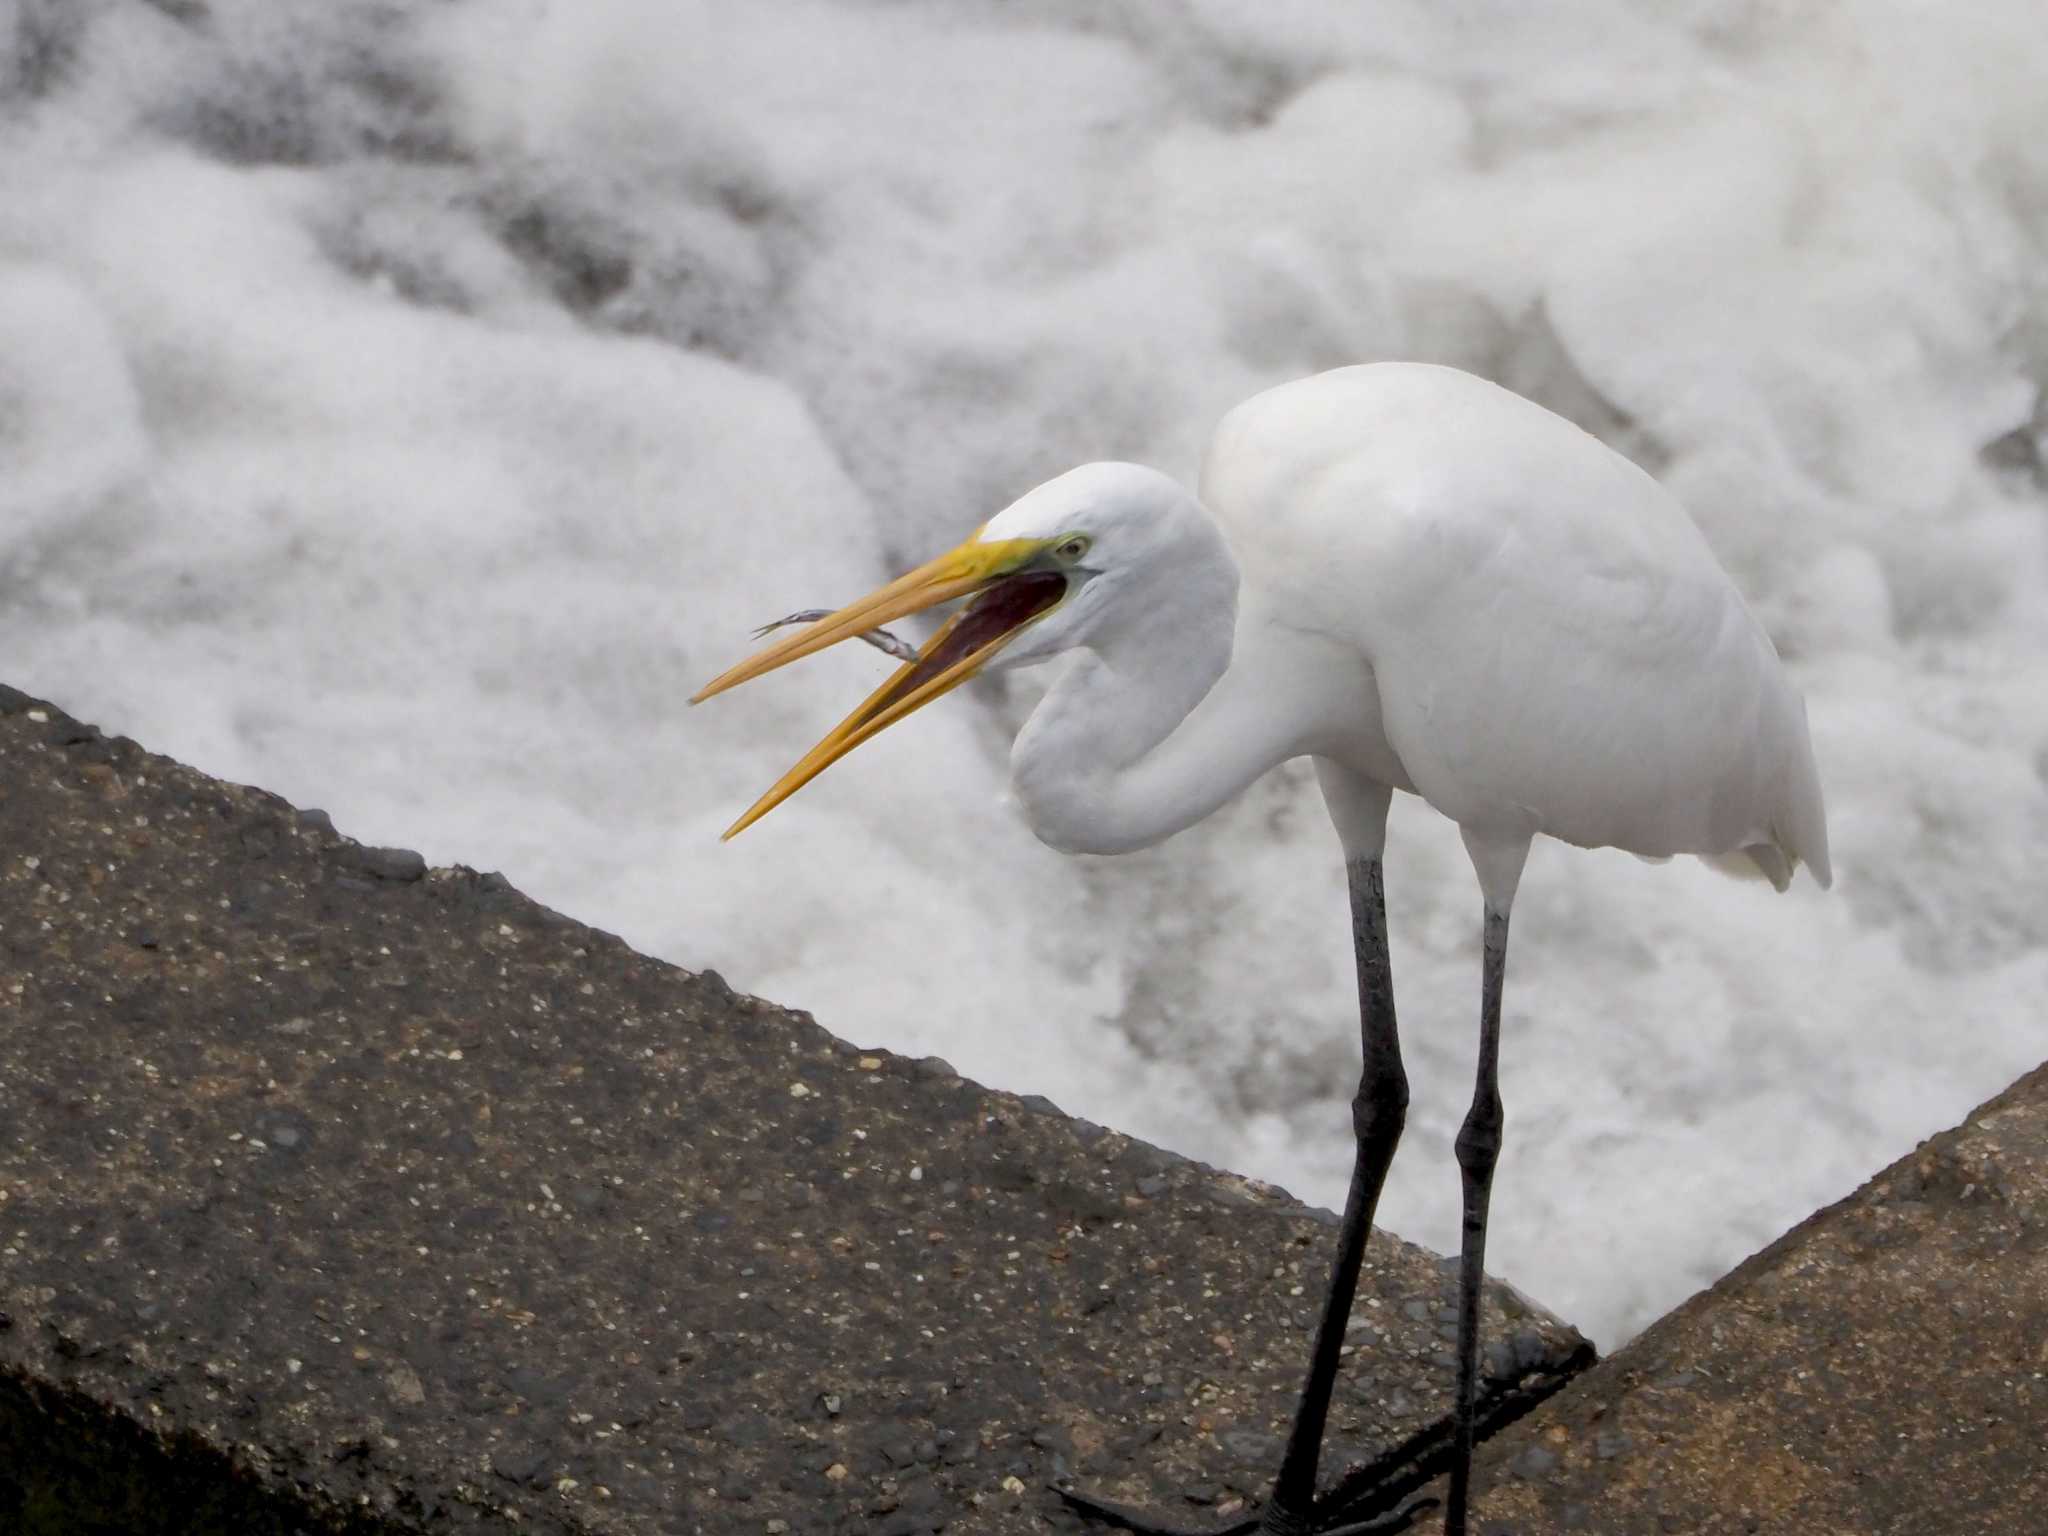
[693,363,1831,1536]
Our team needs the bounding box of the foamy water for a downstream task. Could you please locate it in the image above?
[3,1,2044,1345]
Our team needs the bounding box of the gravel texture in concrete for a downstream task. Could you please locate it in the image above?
[0,685,1588,1534]
[1460,1062,2048,1534]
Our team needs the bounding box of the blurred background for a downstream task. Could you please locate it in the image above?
[2,0,2044,1346]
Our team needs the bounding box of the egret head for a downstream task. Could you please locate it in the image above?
[691,461,1219,837]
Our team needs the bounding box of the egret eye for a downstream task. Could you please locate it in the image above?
[1053,536,1090,563]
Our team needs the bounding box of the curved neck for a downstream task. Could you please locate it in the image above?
[1010,565,1309,856]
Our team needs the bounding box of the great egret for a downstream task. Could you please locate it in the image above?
[692,362,1831,1536]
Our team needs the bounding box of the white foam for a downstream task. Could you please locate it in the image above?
[3,0,2044,1345]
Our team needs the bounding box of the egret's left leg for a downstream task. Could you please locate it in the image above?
[1257,858,1408,1535]
[1058,856,1423,1536]
[1442,906,1509,1536]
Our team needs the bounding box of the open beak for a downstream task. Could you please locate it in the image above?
[691,534,1068,838]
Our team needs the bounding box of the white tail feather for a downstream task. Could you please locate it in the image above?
[1698,844,1794,892]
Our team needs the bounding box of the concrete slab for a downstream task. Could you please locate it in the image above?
[0,685,1588,1534]
[1457,1063,2048,1534]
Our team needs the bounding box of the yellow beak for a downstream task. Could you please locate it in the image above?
[691,534,1066,838]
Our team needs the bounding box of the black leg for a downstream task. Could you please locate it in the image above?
[1059,858,1408,1536]
[1443,908,1508,1536]
[1258,858,1410,1535]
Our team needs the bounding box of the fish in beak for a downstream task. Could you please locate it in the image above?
[691,534,1069,838]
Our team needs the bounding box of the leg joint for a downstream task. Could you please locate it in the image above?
[1351,1065,1409,1146]
[1454,1090,1503,1174]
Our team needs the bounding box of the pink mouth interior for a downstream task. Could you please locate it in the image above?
[858,570,1067,723]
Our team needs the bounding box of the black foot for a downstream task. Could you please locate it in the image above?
[1054,1483,1258,1536]
[1318,1499,1438,1536]
[1056,1483,1436,1536]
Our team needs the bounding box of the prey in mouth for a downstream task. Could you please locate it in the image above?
[691,535,1075,838]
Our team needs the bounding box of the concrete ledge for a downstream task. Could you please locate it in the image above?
[1463,1063,2048,1533]
[0,686,1588,1533]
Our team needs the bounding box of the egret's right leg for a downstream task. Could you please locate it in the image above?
[1441,906,1509,1536]
[1257,857,1410,1535]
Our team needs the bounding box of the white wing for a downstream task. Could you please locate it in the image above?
[1205,364,1830,885]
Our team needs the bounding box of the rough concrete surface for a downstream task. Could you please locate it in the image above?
[1457,1064,2048,1534]
[0,684,1587,1535]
